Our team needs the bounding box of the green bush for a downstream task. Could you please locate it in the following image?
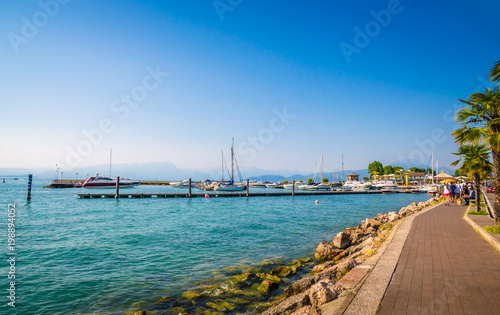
[485,226,500,233]
[468,210,489,215]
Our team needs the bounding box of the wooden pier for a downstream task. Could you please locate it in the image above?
[74,190,421,199]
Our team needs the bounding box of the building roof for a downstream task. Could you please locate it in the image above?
[348,172,359,176]
[408,172,426,176]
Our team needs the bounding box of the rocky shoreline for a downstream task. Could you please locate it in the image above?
[261,196,441,315]
[124,196,440,315]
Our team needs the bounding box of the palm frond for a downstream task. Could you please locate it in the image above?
[489,60,500,83]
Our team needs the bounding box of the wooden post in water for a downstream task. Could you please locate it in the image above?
[115,176,120,199]
[27,174,33,200]
[188,178,192,198]
[292,180,295,196]
[246,179,249,197]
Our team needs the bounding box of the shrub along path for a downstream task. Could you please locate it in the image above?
[378,200,500,314]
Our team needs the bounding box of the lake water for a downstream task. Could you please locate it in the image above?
[0,179,431,314]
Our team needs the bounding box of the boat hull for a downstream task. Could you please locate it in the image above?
[214,185,246,191]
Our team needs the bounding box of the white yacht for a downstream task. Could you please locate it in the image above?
[343,181,372,191]
[170,180,190,188]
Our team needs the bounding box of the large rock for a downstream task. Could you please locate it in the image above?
[290,305,316,315]
[284,276,317,297]
[332,232,351,249]
[363,218,381,229]
[312,261,337,274]
[387,211,400,222]
[308,280,342,306]
[350,232,369,245]
[315,242,341,261]
[261,290,311,315]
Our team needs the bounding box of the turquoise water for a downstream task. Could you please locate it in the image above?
[0,179,430,314]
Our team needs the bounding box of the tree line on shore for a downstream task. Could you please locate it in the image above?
[452,60,500,224]
[366,161,435,179]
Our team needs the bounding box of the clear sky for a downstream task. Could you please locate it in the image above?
[1,0,499,174]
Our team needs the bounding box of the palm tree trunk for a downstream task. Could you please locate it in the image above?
[474,172,481,212]
[492,149,500,225]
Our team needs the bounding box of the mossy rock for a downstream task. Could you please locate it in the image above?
[124,311,146,315]
[170,307,186,314]
[256,273,283,283]
[200,309,224,315]
[182,290,201,300]
[230,289,262,297]
[259,259,285,266]
[227,298,251,305]
[290,260,306,267]
[251,280,279,294]
[291,258,313,266]
[206,301,237,311]
[155,296,175,304]
[271,266,298,277]
[231,273,255,284]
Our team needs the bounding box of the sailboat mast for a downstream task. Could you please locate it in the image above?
[231,138,234,182]
[341,154,344,184]
[437,160,439,180]
[321,154,323,182]
[109,148,112,177]
[431,152,434,184]
[221,150,224,181]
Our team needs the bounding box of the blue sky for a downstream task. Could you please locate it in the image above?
[1,0,499,175]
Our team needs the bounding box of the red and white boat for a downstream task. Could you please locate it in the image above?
[76,174,139,189]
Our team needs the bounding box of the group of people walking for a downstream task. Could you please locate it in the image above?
[441,182,476,206]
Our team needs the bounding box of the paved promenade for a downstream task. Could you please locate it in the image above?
[378,200,500,314]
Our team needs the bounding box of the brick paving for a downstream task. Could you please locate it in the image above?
[378,201,500,315]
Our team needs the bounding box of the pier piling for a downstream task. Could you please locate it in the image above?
[27,174,33,200]
[188,178,192,198]
[115,176,120,199]
[292,181,295,196]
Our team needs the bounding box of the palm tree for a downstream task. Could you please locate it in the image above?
[451,144,493,212]
[489,60,500,83]
[452,87,500,222]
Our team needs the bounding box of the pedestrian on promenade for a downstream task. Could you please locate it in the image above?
[464,189,476,205]
[443,183,451,206]
[463,183,470,196]
[450,182,456,202]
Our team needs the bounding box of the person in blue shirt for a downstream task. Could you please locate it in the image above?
[450,183,456,201]
[464,189,476,205]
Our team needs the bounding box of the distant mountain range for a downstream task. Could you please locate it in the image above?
[0,159,456,182]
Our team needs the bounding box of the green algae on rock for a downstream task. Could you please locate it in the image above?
[271,266,299,277]
[256,273,283,283]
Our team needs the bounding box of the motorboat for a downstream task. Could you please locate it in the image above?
[343,181,372,191]
[170,180,191,188]
[381,188,398,194]
[249,181,268,188]
[307,184,331,191]
[76,174,138,189]
[266,183,279,189]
